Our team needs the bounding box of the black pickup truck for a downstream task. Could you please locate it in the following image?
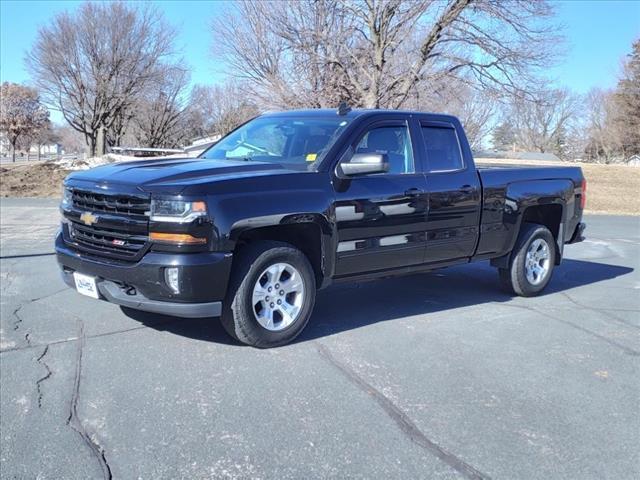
[56,109,586,347]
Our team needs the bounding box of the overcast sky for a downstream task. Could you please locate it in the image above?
[1,0,638,123]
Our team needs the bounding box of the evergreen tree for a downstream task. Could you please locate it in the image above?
[492,122,517,151]
[613,39,640,158]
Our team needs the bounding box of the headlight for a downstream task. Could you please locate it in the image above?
[150,199,208,223]
[61,187,73,208]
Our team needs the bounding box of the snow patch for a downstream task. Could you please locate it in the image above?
[52,154,139,171]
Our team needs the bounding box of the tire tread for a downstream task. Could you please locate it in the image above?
[221,241,316,347]
[498,223,556,297]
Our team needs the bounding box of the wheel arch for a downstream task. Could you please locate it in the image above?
[490,179,573,268]
[521,203,564,263]
[232,217,330,287]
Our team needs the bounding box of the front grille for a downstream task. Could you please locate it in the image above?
[67,188,150,261]
[72,190,150,217]
[68,222,148,259]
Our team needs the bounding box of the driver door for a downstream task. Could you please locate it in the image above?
[331,120,428,277]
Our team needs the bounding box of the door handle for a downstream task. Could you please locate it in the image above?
[460,185,475,194]
[404,188,424,197]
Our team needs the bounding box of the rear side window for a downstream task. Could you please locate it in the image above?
[421,126,464,172]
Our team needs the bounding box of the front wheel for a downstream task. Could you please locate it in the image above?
[499,223,556,297]
[221,241,316,347]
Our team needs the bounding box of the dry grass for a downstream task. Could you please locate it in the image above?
[1,157,638,215]
[476,158,640,216]
[0,162,70,198]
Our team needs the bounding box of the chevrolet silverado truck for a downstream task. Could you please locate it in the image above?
[56,109,586,347]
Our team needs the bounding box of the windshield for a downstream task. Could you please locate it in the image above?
[199,116,350,169]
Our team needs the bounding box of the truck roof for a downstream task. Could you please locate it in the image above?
[260,108,459,122]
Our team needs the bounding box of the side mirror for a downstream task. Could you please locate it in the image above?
[340,152,389,176]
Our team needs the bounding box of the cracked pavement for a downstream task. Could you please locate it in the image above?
[1,197,639,479]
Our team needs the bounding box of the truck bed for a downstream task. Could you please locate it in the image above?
[473,164,585,261]
[477,165,583,188]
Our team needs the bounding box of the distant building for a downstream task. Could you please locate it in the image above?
[29,143,62,155]
[0,132,10,156]
[626,154,640,167]
[183,135,221,156]
[474,150,562,162]
[0,133,62,158]
[110,146,184,157]
[110,134,222,159]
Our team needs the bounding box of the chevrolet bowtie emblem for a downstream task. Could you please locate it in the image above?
[80,212,98,226]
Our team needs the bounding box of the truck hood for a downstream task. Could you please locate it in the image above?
[66,157,299,194]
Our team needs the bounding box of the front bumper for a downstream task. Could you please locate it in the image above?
[56,232,232,318]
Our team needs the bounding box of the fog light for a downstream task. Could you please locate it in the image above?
[164,267,180,294]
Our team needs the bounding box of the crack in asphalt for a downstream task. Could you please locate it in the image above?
[28,288,69,303]
[10,288,68,332]
[35,345,52,408]
[1,271,14,294]
[67,320,112,480]
[496,302,640,357]
[559,292,640,331]
[0,317,183,355]
[12,304,24,331]
[5,288,76,352]
[316,343,491,480]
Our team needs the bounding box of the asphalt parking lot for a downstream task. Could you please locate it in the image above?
[1,197,639,479]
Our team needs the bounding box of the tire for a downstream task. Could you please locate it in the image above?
[498,223,556,297]
[221,241,316,348]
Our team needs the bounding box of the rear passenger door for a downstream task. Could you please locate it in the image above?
[418,120,481,263]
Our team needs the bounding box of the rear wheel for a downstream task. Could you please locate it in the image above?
[499,223,556,297]
[221,241,316,347]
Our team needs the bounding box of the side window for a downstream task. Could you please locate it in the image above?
[421,126,464,172]
[354,125,414,174]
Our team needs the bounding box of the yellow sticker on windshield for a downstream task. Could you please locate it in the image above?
[306,153,317,162]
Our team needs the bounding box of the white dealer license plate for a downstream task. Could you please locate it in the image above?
[73,272,99,299]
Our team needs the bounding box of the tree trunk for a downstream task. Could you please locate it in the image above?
[364,96,379,109]
[11,146,16,163]
[86,134,97,158]
[96,126,107,156]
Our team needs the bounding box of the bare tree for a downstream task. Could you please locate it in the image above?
[132,66,191,148]
[0,82,49,162]
[406,78,497,149]
[580,39,640,163]
[503,88,579,157]
[582,89,621,163]
[55,124,85,154]
[182,85,217,141]
[183,83,259,140]
[28,121,60,160]
[106,109,135,149]
[213,0,560,109]
[27,2,177,156]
